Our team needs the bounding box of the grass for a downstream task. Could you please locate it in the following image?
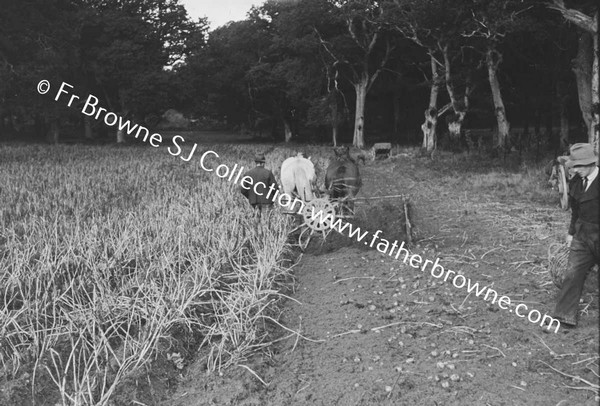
[419,149,560,205]
[0,143,326,405]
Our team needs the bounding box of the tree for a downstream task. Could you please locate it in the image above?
[315,0,395,149]
[0,0,203,143]
[246,0,330,142]
[0,0,80,141]
[467,0,541,152]
[549,0,598,152]
[390,0,473,152]
[501,14,578,154]
[185,0,343,143]
[420,52,447,152]
[78,0,203,142]
[184,19,271,133]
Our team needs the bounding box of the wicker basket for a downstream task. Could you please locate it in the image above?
[548,243,569,289]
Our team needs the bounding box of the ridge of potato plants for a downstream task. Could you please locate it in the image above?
[0,144,302,405]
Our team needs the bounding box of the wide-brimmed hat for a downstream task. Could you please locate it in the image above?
[254,153,266,163]
[566,143,597,167]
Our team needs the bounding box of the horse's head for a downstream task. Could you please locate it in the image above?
[296,151,312,160]
[333,146,350,159]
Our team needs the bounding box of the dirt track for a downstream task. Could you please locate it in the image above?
[166,152,599,406]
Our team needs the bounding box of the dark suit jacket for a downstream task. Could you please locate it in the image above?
[568,169,599,236]
[240,166,279,205]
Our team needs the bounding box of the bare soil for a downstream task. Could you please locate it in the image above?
[154,151,599,406]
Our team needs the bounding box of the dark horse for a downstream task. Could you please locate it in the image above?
[325,146,362,216]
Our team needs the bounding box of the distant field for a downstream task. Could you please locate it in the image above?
[158,130,256,144]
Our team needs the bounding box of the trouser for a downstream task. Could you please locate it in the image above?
[554,221,599,326]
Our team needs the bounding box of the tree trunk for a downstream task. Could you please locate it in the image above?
[548,3,598,150]
[572,32,593,139]
[447,113,465,141]
[116,129,125,143]
[47,119,59,144]
[116,89,127,144]
[11,112,22,134]
[422,108,438,153]
[353,75,368,149]
[557,80,570,151]
[422,54,440,153]
[522,117,531,156]
[546,102,554,146]
[442,44,469,143]
[393,90,401,137]
[591,29,599,152]
[34,114,46,139]
[560,105,569,151]
[331,97,338,147]
[0,106,6,138]
[84,116,94,140]
[486,47,510,151]
[534,108,542,158]
[283,119,293,143]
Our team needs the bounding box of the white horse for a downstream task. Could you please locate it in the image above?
[280,153,317,203]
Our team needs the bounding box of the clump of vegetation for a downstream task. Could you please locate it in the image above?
[424,150,559,205]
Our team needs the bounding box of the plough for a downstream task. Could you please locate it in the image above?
[284,191,412,251]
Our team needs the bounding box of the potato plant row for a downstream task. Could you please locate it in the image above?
[0,144,305,405]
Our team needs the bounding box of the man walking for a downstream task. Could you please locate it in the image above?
[553,143,599,328]
[240,153,279,215]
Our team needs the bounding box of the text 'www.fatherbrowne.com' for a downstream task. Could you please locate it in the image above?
[309,207,561,333]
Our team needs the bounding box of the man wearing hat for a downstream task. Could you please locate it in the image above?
[553,143,599,327]
[240,153,279,214]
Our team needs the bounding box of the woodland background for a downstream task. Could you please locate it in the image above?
[0,0,598,154]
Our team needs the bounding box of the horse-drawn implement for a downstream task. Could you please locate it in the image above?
[287,196,338,251]
[280,146,412,251]
[278,147,362,250]
[548,155,573,210]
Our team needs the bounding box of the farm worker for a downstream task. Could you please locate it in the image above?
[553,143,599,328]
[240,153,279,214]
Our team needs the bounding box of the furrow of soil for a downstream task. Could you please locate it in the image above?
[168,155,599,406]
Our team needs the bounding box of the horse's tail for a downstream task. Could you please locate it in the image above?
[349,163,362,196]
[333,163,362,198]
[329,165,345,198]
[295,167,314,202]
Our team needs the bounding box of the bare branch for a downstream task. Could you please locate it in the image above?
[486,46,503,71]
[548,0,597,33]
[514,5,534,18]
[438,102,453,117]
[346,16,363,48]
[431,52,444,69]
[462,29,479,38]
[313,27,341,63]
[463,73,473,111]
[442,44,458,110]
[368,38,394,92]
[366,30,379,54]
[313,26,359,86]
